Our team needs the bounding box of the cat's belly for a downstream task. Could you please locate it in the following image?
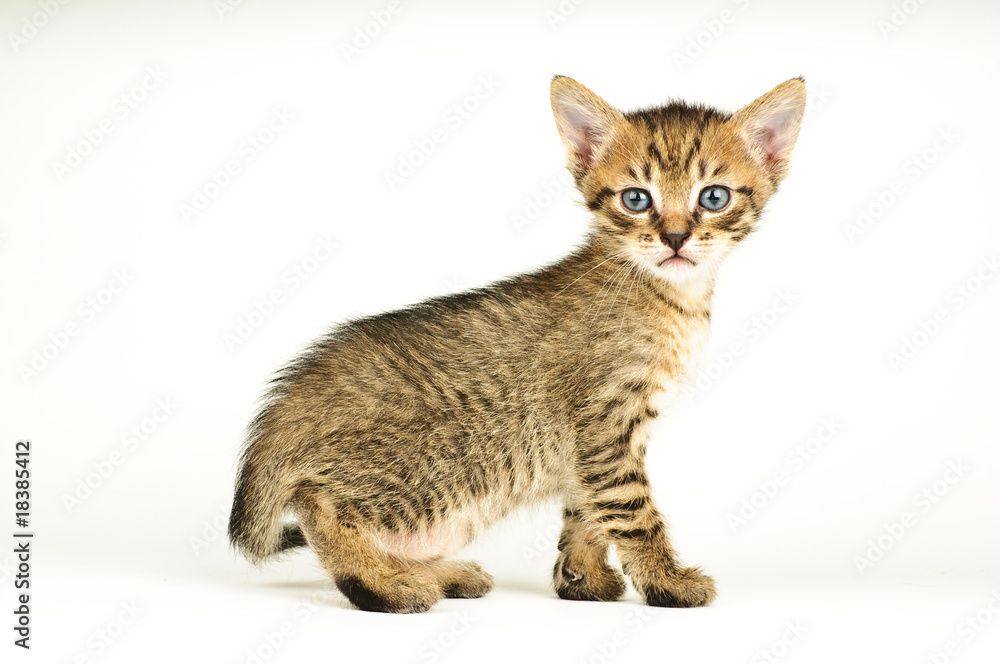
[368,521,475,560]
[365,483,561,561]
[366,503,499,560]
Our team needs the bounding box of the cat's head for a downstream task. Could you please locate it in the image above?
[551,76,805,285]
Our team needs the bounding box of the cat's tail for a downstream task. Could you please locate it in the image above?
[228,418,307,563]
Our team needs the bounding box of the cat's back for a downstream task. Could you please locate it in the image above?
[301,277,552,380]
[263,275,563,446]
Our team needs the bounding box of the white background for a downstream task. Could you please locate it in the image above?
[2,0,999,662]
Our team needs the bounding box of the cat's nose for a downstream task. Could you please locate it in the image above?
[661,232,691,252]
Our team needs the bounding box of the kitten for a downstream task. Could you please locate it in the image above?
[229,75,806,613]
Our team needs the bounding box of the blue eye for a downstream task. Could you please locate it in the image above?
[698,186,730,211]
[622,188,651,212]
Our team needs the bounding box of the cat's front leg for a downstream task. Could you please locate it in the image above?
[552,507,626,601]
[581,465,717,608]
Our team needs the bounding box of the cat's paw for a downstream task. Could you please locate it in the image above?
[553,554,627,602]
[439,560,495,599]
[335,573,441,614]
[639,566,716,608]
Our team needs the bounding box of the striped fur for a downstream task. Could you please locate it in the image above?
[229,75,805,612]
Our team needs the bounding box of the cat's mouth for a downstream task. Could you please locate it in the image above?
[657,255,696,269]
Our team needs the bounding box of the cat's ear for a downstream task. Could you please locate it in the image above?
[733,78,806,178]
[550,76,624,176]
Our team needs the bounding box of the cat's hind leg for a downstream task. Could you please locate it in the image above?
[294,492,443,614]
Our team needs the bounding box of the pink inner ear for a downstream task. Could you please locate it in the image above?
[575,132,595,165]
[751,106,798,168]
[757,126,784,162]
[559,102,610,168]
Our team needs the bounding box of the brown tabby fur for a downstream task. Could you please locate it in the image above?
[229,75,806,613]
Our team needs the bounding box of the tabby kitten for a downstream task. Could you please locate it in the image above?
[229,75,806,613]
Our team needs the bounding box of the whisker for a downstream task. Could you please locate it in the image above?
[556,256,617,296]
[585,260,632,323]
[602,261,633,332]
[619,266,640,333]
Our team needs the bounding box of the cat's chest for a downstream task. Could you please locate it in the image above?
[644,301,711,364]
[639,309,712,411]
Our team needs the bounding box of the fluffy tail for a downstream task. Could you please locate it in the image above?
[228,436,305,563]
